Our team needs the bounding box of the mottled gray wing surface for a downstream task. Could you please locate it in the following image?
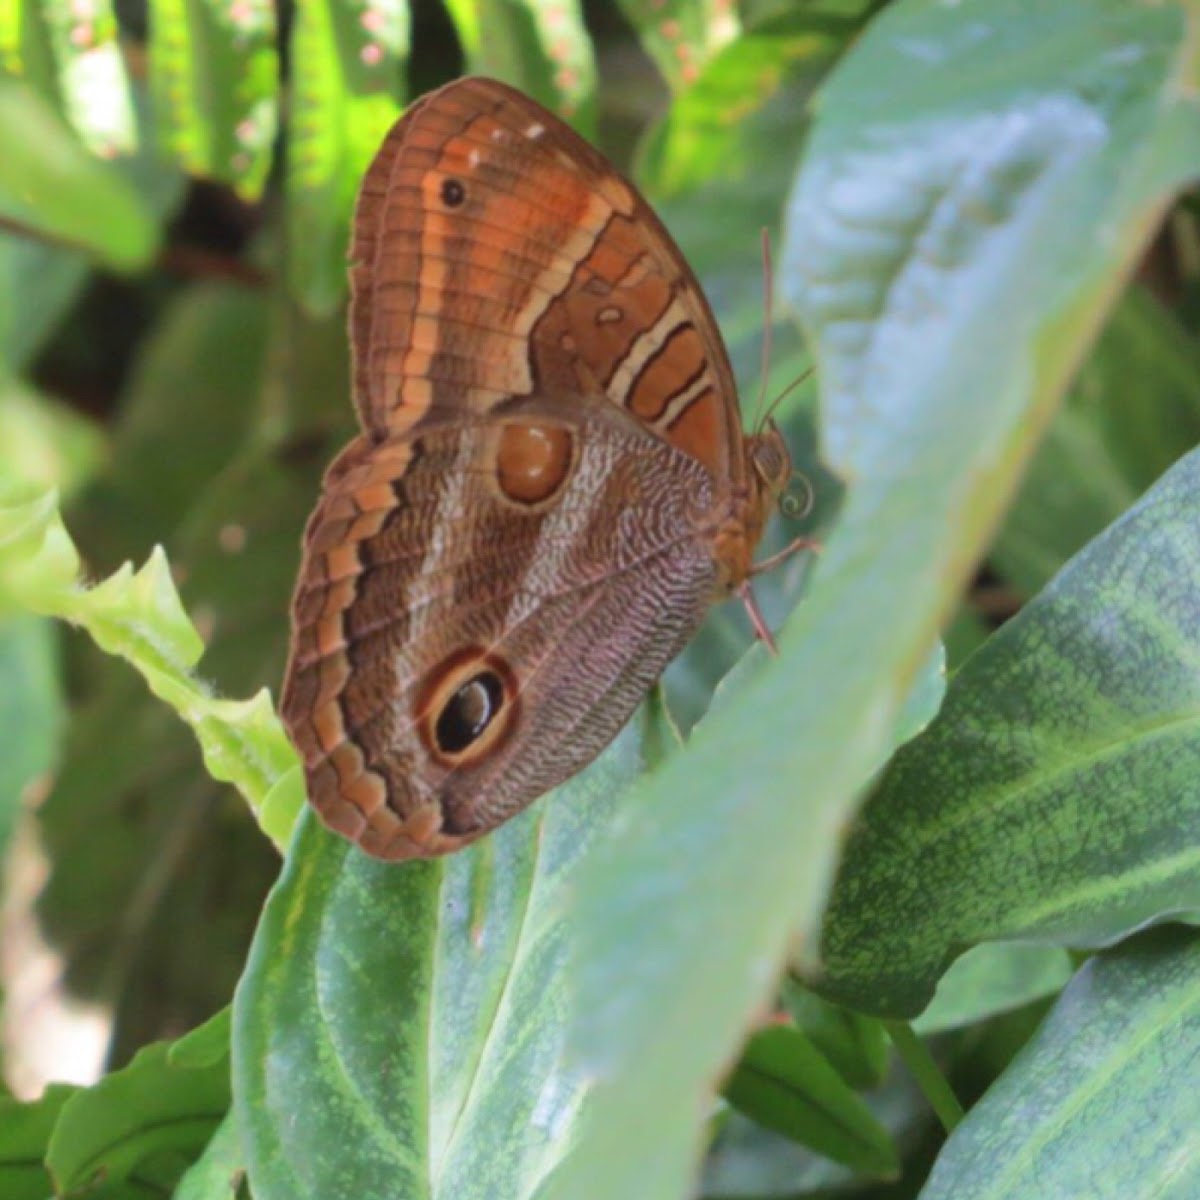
[281,396,717,859]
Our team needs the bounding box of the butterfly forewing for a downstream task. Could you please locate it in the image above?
[349,77,744,483]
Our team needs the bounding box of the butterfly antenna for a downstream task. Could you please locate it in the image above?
[762,363,815,428]
[752,227,774,434]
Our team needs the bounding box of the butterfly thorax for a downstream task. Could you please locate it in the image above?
[708,425,792,593]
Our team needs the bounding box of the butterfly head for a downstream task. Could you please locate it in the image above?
[747,420,793,509]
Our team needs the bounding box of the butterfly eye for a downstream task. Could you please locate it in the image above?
[436,671,504,753]
[441,178,466,207]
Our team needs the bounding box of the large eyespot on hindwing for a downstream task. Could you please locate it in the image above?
[416,648,521,768]
[488,418,576,509]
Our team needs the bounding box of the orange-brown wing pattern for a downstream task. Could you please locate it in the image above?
[349,76,744,483]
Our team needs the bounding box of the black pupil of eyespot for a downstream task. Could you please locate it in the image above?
[435,671,504,753]
[441,178,465,207]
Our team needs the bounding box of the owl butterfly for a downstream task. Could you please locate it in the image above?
[281,76,797,860]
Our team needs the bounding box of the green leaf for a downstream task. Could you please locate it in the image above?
[442,0,596,125]
[169,1007,232,1070]
[0,489,299,849]
[147,0,279,197]
[557,2,1200,1196]
[286,0,406,314]
[174,1114,246,1200]
[993,288,1200,595]
[913,944,1075,1036]
[0,614,63,863]
[233,702,673,1200]
[0,487,81,598]
[46,1033,229,1195]
[0,373,105,499]
[35,0,136,155]
[781,980,889,1091]
[635,10,844,199]
[0,234,89,370]
[0,1083,77,1200]
[815,442,1200,1015]
[71,283,271,571]
[921,928,1200,1199]
[0,0,60,105]
[721,1025,898,1176]
[0,78,158,269]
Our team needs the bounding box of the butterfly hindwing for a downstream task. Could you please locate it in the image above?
[282,396,717,858]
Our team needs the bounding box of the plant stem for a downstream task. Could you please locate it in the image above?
[883,1021,964,1133]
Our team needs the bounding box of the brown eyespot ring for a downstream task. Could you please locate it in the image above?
[416,647,520,767]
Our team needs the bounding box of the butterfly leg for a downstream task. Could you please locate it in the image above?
[749,535,821,578]
[738,581,779,656]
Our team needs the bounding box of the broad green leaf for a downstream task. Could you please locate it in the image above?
[36,0,136,154]
[0,1083,77,1200]
[720,1025,898,1175]
[0,78,157,269]
[147,0,279,197]
[286,0,406,314]
[0,614,62,863]
[558,3,1200,1196]
[993,288,1200,595]
[233,703,673,1200]
[46,1033,229,1195]
[614,0,738,92]
[913,945,1075,1036]
[921,929,1200,1199]
[815,443,1200,1015]
[174,1114,246,1200]
[442,0,595,126]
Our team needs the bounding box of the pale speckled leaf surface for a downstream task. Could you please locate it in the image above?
[233,703,674,1200]
[921,929,1200,1200]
